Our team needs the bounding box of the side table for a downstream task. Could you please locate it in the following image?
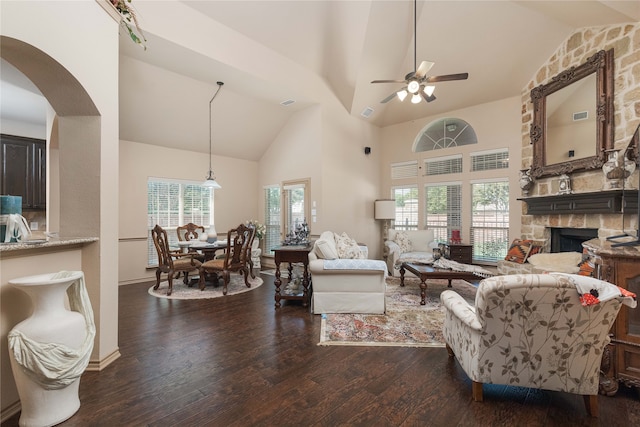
[272,245,313,308]
[445,243,473,264]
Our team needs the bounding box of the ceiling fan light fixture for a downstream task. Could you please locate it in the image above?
[397,89,408,101]
[411,93,422,104]
[407,80,420,94]
[424,85,436,96]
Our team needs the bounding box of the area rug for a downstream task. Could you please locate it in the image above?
[148,275,263,300]
[318,277,477,347]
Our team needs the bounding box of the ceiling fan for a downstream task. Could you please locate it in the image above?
[371,0,469,104]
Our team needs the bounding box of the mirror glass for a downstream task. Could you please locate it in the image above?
[530,49,613,178]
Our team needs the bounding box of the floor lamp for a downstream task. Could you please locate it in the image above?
[375,199,396,260]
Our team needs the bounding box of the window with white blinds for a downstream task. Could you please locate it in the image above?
[470,180,509,263]
[424,155,463,176]
[391,186,418,230]
[391,161,418,180]
[147,178,213,266]
[264,185,281,256]
[425,183,461,243]
[471,149,509,171]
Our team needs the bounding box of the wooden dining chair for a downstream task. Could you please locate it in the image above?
[152,224,202,296]
[176,223,206,242]
[198,223,255,294]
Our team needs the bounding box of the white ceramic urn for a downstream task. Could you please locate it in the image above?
[8,272,89,427]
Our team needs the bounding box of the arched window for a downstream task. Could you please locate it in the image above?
[413,118,477,152]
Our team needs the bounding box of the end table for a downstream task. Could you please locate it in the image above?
[272,245,313,308]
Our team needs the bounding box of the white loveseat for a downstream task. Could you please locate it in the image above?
[384,228,439,276]
[309,231,387,314]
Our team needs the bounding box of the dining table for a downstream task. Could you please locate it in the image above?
[175,240,228,262]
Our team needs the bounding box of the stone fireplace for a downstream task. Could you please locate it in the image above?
[519,23,639,247]
[549,227,598,253]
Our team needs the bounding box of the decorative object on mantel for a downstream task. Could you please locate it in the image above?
[110,0,146,49]
[557,174,572,195]
[282,219,310,246]
[519,168,534,196]
[602,148,637,191]
[203,82,224,189]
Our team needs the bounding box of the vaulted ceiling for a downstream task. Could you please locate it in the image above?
[3,1,638,161]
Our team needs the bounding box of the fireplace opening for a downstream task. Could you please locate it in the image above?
[550,228,599,253]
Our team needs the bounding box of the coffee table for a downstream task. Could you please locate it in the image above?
[399,262,480,305]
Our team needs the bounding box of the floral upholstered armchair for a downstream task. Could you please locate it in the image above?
[441,273,637,417]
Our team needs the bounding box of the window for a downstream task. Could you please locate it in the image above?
[414,118,477,152]
[392,186,418,230]
[425,183,461,243]
[470,180,509,263]
[424,155,462,176]
[391,161,418,180]
[471,148,509,171]
[147,178,213,266]
[264,185,281,256]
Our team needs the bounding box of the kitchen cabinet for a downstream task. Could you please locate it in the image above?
[0,134,46,210]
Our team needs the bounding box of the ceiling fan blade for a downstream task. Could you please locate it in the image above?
[414,61,435,79]
[426,73,469,83]
[371,79,406,84]
[381,91,400,103]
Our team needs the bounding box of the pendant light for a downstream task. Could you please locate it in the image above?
[203,81,224,188]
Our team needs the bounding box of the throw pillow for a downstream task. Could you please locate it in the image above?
[314,238,339,260]
[505,239,532,264]
[405,229,435,252]
[578,248,595,277]
[335,232,364,259]
[393,231,411,253]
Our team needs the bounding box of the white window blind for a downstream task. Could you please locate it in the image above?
[425,183,461,243]
[264,185,281,256]
[392,186,418,230]
[471,149,509,171]
[391,161,418,180]
[147,178,213,266]
[470,180,509,263]
[424,155,463,176]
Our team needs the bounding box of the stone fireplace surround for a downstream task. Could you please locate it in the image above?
[519,23,640,247]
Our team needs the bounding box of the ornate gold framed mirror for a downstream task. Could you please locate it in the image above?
[530,49,614,178]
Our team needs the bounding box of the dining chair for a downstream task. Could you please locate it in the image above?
[198,223,255,294]
[176,223,206,242]
[152,224,203,296]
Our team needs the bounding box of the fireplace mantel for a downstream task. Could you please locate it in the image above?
[519,190,638,215]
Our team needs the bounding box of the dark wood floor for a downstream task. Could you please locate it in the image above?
[4,273,640,426]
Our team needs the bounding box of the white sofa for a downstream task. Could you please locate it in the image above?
[384,228,439,276]
[497,252,583,275]
[309,231,387,314]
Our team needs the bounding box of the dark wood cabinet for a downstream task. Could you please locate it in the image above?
[0,134,46,210]
[583,239,640,395]
[445,243,473,264]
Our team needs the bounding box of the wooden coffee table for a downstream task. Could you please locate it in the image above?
[399,262,480,305]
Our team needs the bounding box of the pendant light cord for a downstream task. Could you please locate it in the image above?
[208,81,224,175]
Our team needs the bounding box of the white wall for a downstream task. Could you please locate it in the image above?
[1,0,120,416]
[0,118,45,139]
[379,96,523,245]
[118,140,259,284]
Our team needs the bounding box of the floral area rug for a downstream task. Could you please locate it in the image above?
[148,274,263,300]
[318,276,477,347]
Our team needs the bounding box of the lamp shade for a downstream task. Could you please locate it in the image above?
[374,199,396,220]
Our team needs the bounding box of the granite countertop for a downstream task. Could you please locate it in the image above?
[0,237,99,253]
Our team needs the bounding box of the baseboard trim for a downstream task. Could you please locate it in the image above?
[87,348,121,371]
[1,401,21,424]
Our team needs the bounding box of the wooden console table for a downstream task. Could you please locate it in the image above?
[445,243,473,264]
[272,245,312,309]
[583,238,640,395]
